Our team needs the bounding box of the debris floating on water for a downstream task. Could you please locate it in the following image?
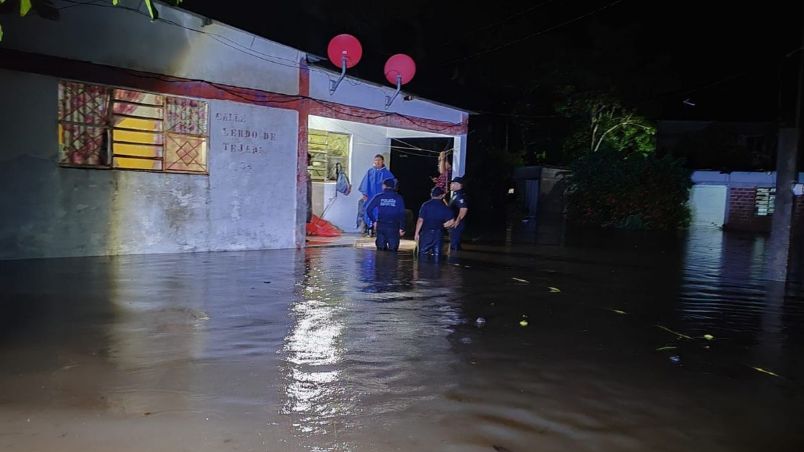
[655,324,692,340]
[751,366,781,378]
[656,345,677,351]
[610,309,627,315]
[476,317,487,326]
[548,287,561,293]
[512,277,529,284]
[703,334,715,341]
[669,355,681,364]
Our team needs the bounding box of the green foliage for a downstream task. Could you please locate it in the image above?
[1,0,186,41]
[554,90,684,230]
[566,149,692,230]
[557,90,656,162]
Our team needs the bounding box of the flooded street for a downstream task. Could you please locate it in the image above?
[1,226,803,451]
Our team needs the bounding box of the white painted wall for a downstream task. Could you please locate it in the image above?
[452,134,467,178]
[309,67,467,125]
[0,69,299,259]
[0,0,470,254]
[207,101,299,251]
[0,0,301,95]
[688,185,727,228]
[308,116,391,232]
[687,170,804,229]
[692,170,804,187]
[307,115,470,232]
[2,0,469,128]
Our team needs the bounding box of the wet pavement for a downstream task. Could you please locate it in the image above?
[1,225,803,451]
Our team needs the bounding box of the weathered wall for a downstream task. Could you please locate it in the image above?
[0,0,301,96]
[0,70,299,259]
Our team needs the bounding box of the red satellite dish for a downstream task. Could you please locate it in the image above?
[384,54,416,85]
[327,34,363,69]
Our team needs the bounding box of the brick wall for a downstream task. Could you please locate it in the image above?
[725,187,771,232]
[725,186,804,233]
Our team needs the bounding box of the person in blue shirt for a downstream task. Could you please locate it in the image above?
[415,187,455,258]
[359,154,395,235]
[365,178,406,251]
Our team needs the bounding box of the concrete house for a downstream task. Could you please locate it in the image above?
[0,0,469,259]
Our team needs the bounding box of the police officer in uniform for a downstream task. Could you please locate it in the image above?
[365,178,406,251]
[415,187,455,258]
[448,176,469,251]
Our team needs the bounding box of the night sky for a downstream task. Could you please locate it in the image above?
[182,0,804,123]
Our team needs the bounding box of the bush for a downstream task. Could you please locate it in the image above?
[566,150,692,230]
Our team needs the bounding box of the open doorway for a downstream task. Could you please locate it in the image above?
[390,137,453,233]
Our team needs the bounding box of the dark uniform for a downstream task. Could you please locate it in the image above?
[417,198,454,257]
[365,183,406,251]
[449,189,468,251]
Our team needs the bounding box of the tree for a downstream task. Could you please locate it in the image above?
[566,149,692,230]
[556,91,690,230]
[557,90,656,163]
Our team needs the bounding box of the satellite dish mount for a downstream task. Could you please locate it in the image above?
[330,52,349,94]
[383,54,416,109]
[327,34,363,95]
[386,74,403,108]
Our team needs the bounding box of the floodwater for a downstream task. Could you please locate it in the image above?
[1,226,803,451]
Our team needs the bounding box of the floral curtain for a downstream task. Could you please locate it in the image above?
[58,82,110,166]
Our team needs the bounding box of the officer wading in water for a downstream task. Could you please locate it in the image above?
[365,178,406,251]
[415,186,455,258]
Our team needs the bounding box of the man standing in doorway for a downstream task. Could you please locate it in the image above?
[359,154,395,235]
[431,150,452,193]
[448,176,469,251]
[365,178,406,251]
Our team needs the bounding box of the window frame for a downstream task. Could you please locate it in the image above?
[57,80,210,176]
[755,187,776,217]
[307,128,351,182]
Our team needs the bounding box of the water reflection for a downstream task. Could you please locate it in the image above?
[101,251,300,420]
[358,250,406,292]
[282,249,351,442]
[2,225,804,451]
[679,228,791,344]
[281,248,466,447]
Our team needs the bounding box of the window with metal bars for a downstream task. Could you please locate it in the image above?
[58,81,209,174]
[755,187,775,216]
[307,129,350,182]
